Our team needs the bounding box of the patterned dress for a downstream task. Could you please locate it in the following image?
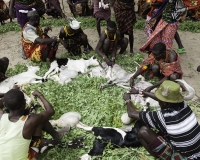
[22,23,58,61]
[140,0,183,52]
[140,50,183,79]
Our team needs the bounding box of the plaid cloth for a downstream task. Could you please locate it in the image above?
[148,136,191,160]
[113,0,136,34]
[28,136,41,160]
[63,26,83,55]
[93,0,111,21]
[64,35,82,55]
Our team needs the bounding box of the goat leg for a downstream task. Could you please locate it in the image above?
[99,81,115,90]
[66,136,86,149]
[46,67,59,79]
[116,83,130,89]
[76,122,93,131]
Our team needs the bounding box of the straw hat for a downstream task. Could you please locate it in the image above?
[155,80,184,103]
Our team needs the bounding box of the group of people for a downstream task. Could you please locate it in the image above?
[0,0,199,59]
[0,0,200,159]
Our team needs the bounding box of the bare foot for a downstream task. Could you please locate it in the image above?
[130,49,134,57]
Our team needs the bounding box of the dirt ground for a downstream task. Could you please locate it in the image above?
[1,0,200,99]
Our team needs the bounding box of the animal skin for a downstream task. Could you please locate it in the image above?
[77,121,144,160]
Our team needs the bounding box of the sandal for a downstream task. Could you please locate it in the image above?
[177,48,186,54]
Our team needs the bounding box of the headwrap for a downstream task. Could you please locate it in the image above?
[69,18,81,30]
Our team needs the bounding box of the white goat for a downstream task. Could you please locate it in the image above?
[50,112,81,129]
[43,60,59,80]
[89,63,137,89]
[43,56,100,82]
[89,62,144,90]
[66,56,99,74]
[89,63,159,108]
[0,65,43,93]
[59,67,78,84]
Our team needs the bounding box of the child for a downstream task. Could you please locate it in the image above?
[0,89,68,160]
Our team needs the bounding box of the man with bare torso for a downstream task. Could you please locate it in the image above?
[95,21,128,66]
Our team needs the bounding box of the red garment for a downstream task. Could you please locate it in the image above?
[21,23,58,61]
[140,50,183,78]
[184,0,200,10]
[140,19,179,52]
[28,148,38,160]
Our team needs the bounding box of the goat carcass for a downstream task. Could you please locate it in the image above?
[131,79,159,108]
[47,66,79,84]
[89,62,136,89]
[66,56,99,74]
[77,121,144,160]
[0,65,43,93]
[131,79,195,108]
[43,56,100,81]
[50,112,81,129]
[100,64,135,89]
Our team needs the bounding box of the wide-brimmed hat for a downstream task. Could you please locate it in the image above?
[69,18,81,30]
[155,80,184,103]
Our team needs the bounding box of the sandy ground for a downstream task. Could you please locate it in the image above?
[0,1,200,99]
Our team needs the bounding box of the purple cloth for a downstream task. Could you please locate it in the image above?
[15,3,36,28]
[151,0,168,20]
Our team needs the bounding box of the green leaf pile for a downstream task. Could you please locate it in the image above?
[3,15,200,159]
[6,51,200,159]
[6,53,156,160]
